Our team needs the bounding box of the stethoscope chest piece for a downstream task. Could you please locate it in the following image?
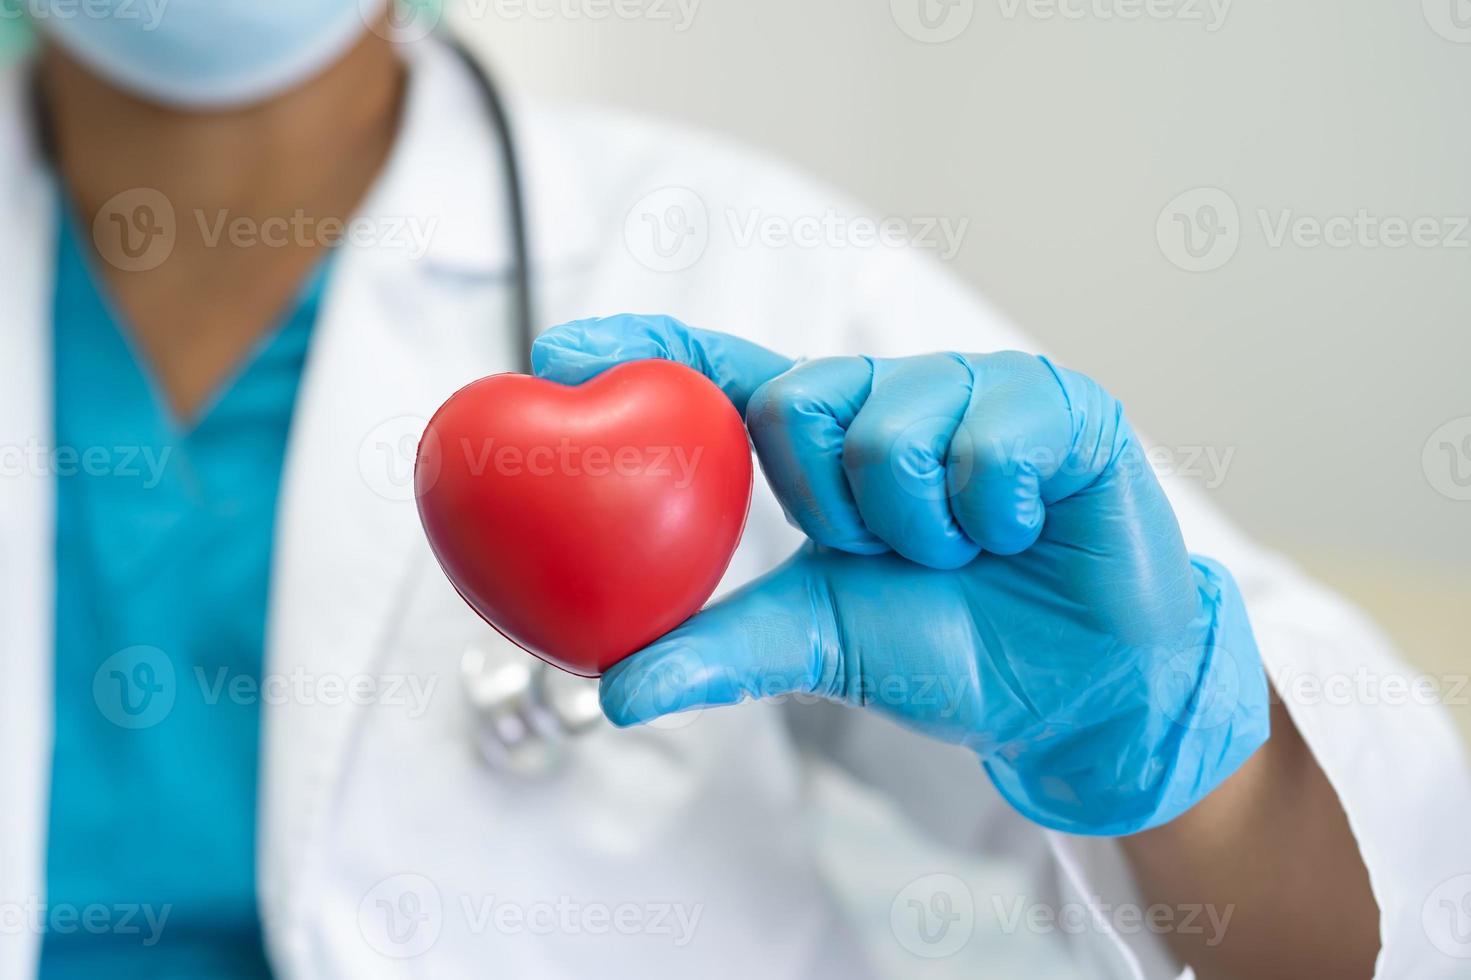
[461,641,604,777]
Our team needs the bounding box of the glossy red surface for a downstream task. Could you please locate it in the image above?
[415,360,753,677]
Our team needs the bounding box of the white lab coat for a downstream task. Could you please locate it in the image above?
[0,37,1467,980]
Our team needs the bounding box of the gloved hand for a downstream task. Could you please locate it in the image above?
[532,314,1269,836]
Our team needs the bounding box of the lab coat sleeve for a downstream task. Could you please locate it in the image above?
[790,232,1471,979]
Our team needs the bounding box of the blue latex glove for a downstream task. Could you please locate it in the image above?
[533,314,1269,836]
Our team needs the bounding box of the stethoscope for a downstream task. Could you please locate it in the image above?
[30,37,606,776]
[448,38,609,774]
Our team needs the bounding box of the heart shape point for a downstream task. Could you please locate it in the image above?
[416,359,753,677]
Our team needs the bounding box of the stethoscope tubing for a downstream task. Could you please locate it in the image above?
[446,36,537,373]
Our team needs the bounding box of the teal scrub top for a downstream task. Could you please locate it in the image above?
[41,204,327,978]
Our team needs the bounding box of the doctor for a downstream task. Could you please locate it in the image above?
[0,1,1465,978]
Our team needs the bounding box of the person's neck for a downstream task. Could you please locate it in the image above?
[37,31,406,422]
[40,32,405,252]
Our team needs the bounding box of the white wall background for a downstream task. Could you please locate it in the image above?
[453,0,1468,681]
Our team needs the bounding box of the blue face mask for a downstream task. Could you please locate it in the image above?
[30,0,392,110]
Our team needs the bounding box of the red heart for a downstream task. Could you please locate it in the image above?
[415,360,753,677]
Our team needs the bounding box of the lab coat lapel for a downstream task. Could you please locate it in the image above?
[0,63,56,980]
[255,38,523,960]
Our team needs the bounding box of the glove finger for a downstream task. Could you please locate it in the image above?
[946,352,1075,556]
[745,357,888,555]
[948,354,1198,635]
[531,314,795,416]
[842,354,981,569]
[598,557,828,727]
